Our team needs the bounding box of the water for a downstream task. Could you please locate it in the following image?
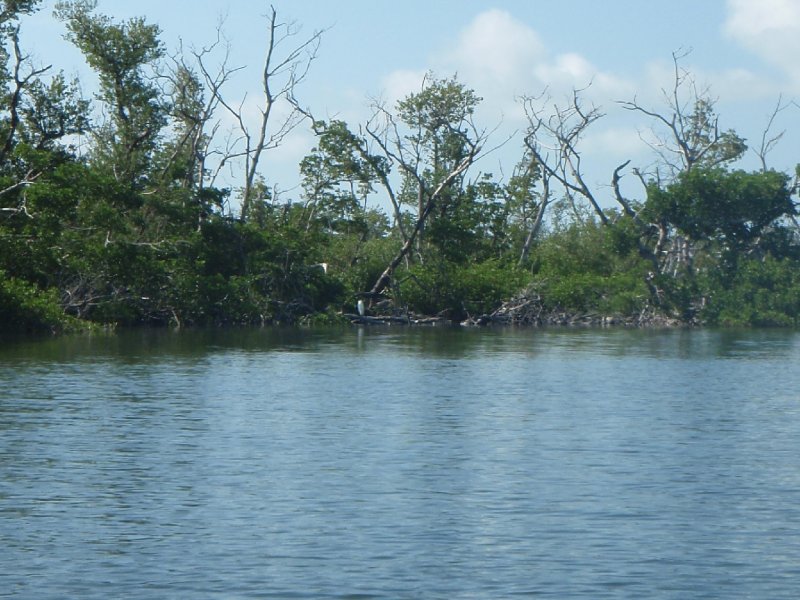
[2,327,800,598]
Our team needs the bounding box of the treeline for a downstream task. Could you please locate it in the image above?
[1,2,799,334]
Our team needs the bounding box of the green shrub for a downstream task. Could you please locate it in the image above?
[702,256,800,326]
[0,272,78,333]
[397,259,529,320]
[530,219,652,316]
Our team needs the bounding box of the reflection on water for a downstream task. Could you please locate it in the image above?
[2,327,800,598]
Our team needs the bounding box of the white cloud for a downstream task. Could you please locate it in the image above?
[439,10,635,102]
[444,9,545,87]
[724,0,800,39]
[724,0,800,89]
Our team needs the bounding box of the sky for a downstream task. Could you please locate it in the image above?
[20,0,800,209]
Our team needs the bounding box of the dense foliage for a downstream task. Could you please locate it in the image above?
[1,2,799,333]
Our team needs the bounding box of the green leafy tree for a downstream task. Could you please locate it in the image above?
[646,168,795,267]
[55,0,167,186]
[0,2,100,332]
[299,119,381,236]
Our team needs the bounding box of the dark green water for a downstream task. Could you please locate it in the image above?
[2,327,800,598]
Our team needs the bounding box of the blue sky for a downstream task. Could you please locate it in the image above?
[21,0,800,207]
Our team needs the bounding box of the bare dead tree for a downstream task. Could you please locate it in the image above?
[618,49,746,178]
[159,35,232,194]
[162,8,324,222]
[755,95,790,172]
[202,6,323,222]
[517,154,552,266]
[518,178,550,264]
[521,87,610,226]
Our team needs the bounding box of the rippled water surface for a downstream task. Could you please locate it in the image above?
[2,327,800,598]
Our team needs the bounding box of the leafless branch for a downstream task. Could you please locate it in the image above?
[617,49,733,175]
[756,95,789,172]
[521,88,609,225]
[189,7,325,221]
[0,170,41,218]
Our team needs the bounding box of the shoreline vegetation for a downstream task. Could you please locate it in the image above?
[1,3,799,336]
[344,288,684,329]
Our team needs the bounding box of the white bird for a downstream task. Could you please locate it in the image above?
[357,299,365,316]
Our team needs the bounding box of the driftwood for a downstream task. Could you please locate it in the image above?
[460,292,546,327]
[345,285,683,328]
[344,313,448,326]
[459,289,683,328]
